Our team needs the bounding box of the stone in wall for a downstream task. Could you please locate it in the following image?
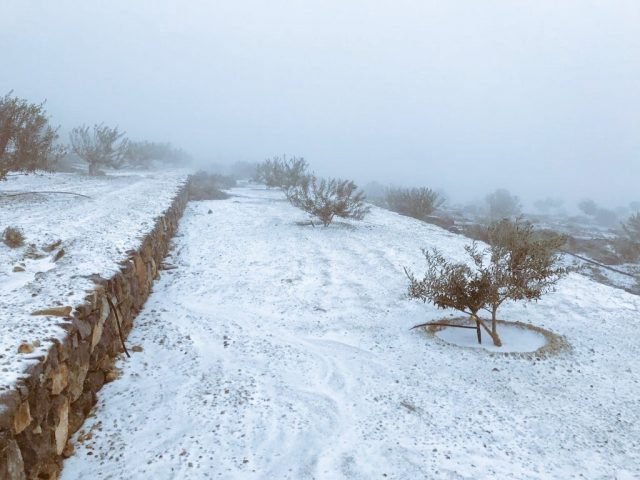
[0,180,189,479]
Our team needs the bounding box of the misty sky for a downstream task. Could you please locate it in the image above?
[1,1,638,207]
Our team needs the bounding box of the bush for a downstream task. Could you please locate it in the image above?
[623,213,640,242]
[124,141,191,168]
[406,218,568,346]
[0,91,64,180]
[254,156,308,191]
[385,187,444,221]
[485,189,521,220]
[189,171,235,200]
[69,123,129,175]
[578,199,598,216]
[287,175,370,226]
[3,227,25,248]
[614,213,640,262]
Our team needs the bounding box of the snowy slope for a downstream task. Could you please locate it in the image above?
[61,186,640,479]
[0,170,189,390]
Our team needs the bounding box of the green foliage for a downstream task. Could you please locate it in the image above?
[288,176,370,226]
[406,218,569,346]
[385,187,445,221]
[0,91,64,179]
[69,123,129,175]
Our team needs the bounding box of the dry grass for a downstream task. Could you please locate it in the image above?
[2,226,25,248]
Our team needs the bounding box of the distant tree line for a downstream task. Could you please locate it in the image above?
[0,91,191,178]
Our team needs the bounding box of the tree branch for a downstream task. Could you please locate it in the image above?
[1,190,91,199]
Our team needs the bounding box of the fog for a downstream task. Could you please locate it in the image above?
[1,1,638,207]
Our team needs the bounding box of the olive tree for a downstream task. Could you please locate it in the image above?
[485,188,521,220]
[0,91,64,179]
[69,123,129,175]
[254,156,309,192]
[406,218,569,346]
[287,175,370,227]
[385,187,445,221]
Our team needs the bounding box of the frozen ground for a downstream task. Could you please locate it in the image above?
[0,170,189,391]
[435,324,547,353]
[62,186,639,479]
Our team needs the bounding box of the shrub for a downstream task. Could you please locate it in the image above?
[124,141,191,168]
[69,123,129,175]
[578,199,598,216]
[406,218,568,346]
[287,175,370,226]
[0,91,64,180]
[385,187,444,221]
[614,213,640,262]
[485,189,521,220]
[3,226,25,248]
[254,156,309,192]
[623,212,640,242]
[189,171,234,200]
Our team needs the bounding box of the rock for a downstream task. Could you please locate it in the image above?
[12,266,25,272]
[43,239,62,253]
[131,345,143,353]
[13,401,32,434]
[62,442,75,458]
[31,306,72,317]
[0,433,26,480]
[104,369,120,383]
[17,343,34,354]
[53,248,65,262]
[49,363,69,395]
[54,398,69,455]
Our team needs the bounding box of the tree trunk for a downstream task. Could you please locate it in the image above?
[477,316,502,347]
[486,306,502,347]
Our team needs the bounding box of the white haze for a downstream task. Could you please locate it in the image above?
[1,1,638,207]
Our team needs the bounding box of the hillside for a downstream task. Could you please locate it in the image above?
[59,185,640,479]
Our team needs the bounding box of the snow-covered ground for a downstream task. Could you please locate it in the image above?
[62,186,640,479]
[0,170,189,390]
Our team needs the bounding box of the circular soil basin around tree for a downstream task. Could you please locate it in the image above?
[421,317,571,358]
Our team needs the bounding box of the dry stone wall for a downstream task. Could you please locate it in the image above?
[0,182,189,480]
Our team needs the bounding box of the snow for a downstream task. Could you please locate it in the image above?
[60,186,640,479]
[434,324,547,353]
[0,170,189,390]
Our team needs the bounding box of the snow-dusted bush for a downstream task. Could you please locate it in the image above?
[69,123,129,175]
[254,156,309,192]
[3,226,25,248]
[406,218,568,346]
[0,91,64,180]
[287,175,370,227]
[385,187,444,221]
